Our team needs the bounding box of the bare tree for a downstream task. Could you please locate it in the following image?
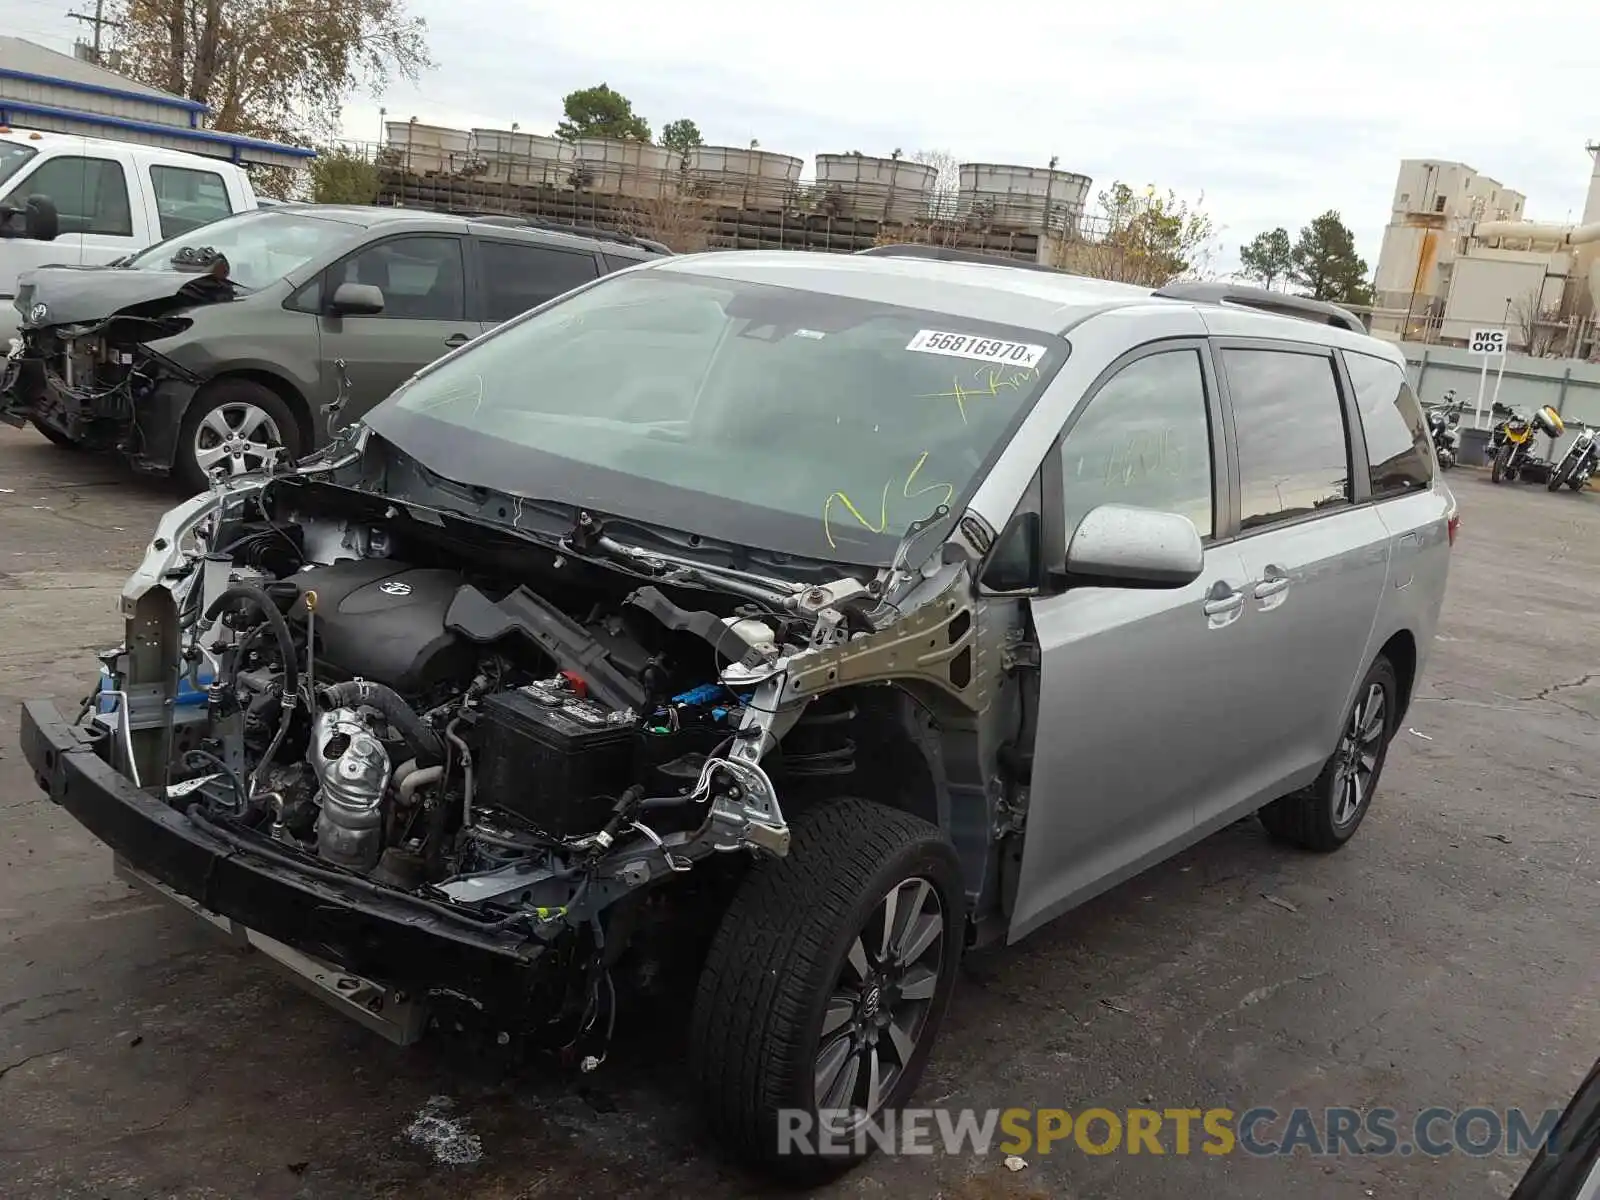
[910,148,960,220]
[1509,287,1561,356]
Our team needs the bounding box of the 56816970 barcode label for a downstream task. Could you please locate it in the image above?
[905,329,1046,368]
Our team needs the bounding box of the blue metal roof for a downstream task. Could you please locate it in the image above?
[0,65,208,113]
[0,97,316,163]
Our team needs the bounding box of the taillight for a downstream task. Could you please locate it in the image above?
[1447,511,1460,546]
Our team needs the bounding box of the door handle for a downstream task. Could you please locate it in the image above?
[1252,565,1291,601]
[1203,581,1245,619]
[444,332,471,348]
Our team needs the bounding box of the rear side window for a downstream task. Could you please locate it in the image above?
[2,155,131,236]
[477,240,599,323]
[1343,350,1434,497]
[1222,348,1350,531]
[150,164,233,238]
[603,252,644,273]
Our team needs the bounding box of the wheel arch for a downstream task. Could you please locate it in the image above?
[1376,628,1418,726]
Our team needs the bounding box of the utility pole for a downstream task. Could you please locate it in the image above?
[67,0,124,65]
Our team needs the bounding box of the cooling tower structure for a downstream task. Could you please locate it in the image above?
[685,146,804,208]
[958,163,1093,233]
[814,154,938,221]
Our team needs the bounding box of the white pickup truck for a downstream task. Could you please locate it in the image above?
[0,127,258,339]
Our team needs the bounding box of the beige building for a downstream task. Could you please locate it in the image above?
[1370,150,1600,360]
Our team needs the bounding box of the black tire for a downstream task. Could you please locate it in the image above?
[174,378,304,493]
[1490,447,1508,483]
[1547,462,1569,491]
[690,797,964,1183]
[1260,655,1399,853]
[30,418,82,450]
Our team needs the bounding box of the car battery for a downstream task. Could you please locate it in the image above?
[475,679,637,838]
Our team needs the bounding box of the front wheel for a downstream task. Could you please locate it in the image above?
[1547,460,1571,491]
[690,797,964,1183]
[174,380,303,493]
[1490,447,1509,483]
[1260,655,1398,852]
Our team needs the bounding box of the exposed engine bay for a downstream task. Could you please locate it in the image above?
[89,464,989,1057]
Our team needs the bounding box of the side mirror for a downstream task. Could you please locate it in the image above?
[1059,504,1203,589]
[22,195,57,241]
[0,194,59,241]
[329,281,384,316]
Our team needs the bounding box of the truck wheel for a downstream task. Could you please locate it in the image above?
[690,797,964,1182]
[175,380,303,493]
[1260,655,1398,853]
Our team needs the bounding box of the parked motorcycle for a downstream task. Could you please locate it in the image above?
[1546,424,1599,493]
[1428,392,1463,469]
[1490,404,1565,484]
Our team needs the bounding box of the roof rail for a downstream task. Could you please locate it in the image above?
[463,213,672,255]
[854,243,1075,275]
[1152,282,1366,335]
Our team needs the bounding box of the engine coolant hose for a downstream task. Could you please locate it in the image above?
[204,582,302,796]
[319,679,444,767]
[204,582,300,702]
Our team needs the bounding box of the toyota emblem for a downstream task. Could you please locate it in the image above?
[379,580,412,596]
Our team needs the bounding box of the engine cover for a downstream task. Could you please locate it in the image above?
[286,558,474,696]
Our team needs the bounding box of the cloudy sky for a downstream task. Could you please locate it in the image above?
[8,0,1598,271]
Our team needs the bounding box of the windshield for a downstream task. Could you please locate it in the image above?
[367,269,1067,565]
[123,208,362,290]
[0,142,38,192]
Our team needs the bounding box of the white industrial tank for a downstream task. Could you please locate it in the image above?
[959,163,1093,232]
[471,129,570,185]
[384,122,473,176]
[685,146,803,207]
[815,154,937,221]
[573,137,683,199]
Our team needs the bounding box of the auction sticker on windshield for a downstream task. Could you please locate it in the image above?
[906,329,1046,368]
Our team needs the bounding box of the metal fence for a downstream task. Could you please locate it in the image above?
[1404,340,1600,458]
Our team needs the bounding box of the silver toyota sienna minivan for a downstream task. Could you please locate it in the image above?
[19,244,1455,1180]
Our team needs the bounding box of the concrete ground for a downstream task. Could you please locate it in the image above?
[1,423,1597,1200]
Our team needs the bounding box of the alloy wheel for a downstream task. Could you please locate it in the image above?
[1332,682,1385,826]
[193,401,285,477]
[813,876,945,1132]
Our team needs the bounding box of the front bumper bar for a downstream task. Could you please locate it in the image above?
[19,699,554,1027]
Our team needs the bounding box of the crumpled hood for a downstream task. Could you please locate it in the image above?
[14,265,233,329]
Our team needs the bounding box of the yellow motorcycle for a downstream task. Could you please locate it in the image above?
[1490,404,1565,484]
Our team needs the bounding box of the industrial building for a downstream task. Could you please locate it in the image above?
[1371,148,1600,360]
[0,36,311,169]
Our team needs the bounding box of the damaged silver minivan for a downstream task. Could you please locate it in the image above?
[18,246,1454,1179]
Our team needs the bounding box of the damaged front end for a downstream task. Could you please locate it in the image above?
[1,262,233,465]
[20,443,986,1062]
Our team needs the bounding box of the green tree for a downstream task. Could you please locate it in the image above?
[309,144,380,204]
[660,118,704,156]
[554,83,651,142]
[1290,211,1371,305]
[113,0,431,142]
[1239,227,1293,291]
[1060,182,1216,286]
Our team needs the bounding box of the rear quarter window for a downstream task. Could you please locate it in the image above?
[1343,350,1434,497]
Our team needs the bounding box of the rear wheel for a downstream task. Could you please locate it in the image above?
[1261,656,1398,853]
[175,379,303,493]
[690,797,964,1183]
